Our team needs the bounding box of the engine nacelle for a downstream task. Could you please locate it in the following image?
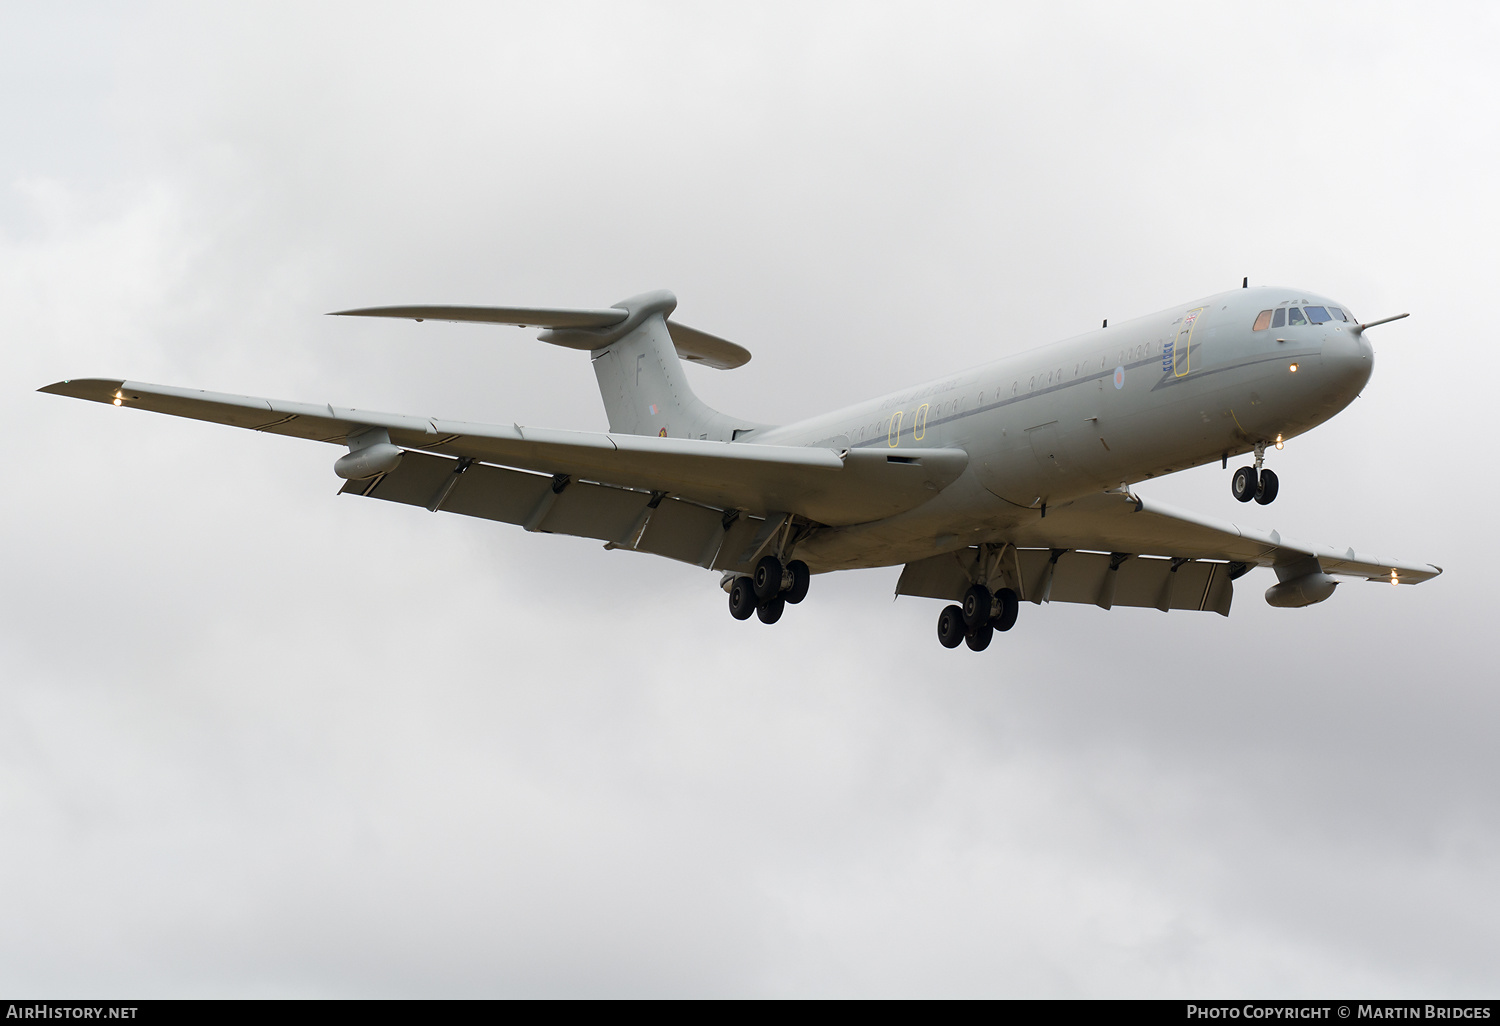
[1264,572,1339,608]
[334,442,403,480]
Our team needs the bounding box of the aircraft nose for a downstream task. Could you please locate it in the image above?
[1324,328,1373,395]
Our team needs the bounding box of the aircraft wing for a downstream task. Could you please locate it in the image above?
[897,489,1441,615]
[38,379,967,546]
[1015,490,1442,583]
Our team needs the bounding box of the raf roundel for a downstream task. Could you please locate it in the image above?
[1113,365,1126,389]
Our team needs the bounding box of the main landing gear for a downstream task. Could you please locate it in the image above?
[727,554,811,624]
[1231,442,1279,505]
[937,584,1020,652]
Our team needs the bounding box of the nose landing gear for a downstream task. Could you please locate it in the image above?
[1231,442,1279,505]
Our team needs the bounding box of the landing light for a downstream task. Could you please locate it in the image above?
[1275,433,1284,451]
[1289,363,1299,373]
[113,397,122,406]
[1391,570,1399,587]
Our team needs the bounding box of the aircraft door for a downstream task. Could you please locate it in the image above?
[1166,307,1208,378]
[1028,421,1067,476]
[977,418,1092,507]
[1025,421,1070,502]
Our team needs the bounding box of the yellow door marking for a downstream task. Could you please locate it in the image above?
[914,404,929,441]
[1173,306,1206,378]
[888,411,904,447]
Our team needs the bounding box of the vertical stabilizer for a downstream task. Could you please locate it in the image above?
[541,290,765,441]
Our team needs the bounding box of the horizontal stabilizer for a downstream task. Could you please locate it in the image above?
[330,303,751,369]
[331,304,626,330]
[656,321,750,369]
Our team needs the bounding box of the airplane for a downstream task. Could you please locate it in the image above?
[40,279,1439,651]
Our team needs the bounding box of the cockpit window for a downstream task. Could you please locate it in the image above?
[1253,310,1273,331]
[1304,306,1331,324]
[1272,308,1286,328]
[1329,307,1347,322]
[1286,307,1307,325]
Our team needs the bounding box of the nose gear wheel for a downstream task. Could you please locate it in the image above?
[1232,464,1280,505]
[1232,465,1258,502]
[1255,468,1279,505]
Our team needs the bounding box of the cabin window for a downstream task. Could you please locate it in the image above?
[1253,310,1273,331]
[1330,307,1347,322]
[1287,307,1307,325]
[1272,308,1286,328]
[1304,306,1331,324]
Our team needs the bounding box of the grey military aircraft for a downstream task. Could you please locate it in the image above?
[42,281,1438,650]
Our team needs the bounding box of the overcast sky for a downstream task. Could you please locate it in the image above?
[2,1,1497,997]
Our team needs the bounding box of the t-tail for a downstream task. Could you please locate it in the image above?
[330,289,766,441]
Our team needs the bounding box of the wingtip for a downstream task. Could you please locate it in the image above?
[38,378,126,399]
[326,307,410,318]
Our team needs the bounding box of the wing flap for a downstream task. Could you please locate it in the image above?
[1016,550,1234,615]
[633,497,725,565]
[897,546,1234,615]
[344,451,770,571]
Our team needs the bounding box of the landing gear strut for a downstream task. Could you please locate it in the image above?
[1232,442,1279,506]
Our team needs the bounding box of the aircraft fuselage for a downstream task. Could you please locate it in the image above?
[756,287,1374,571]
